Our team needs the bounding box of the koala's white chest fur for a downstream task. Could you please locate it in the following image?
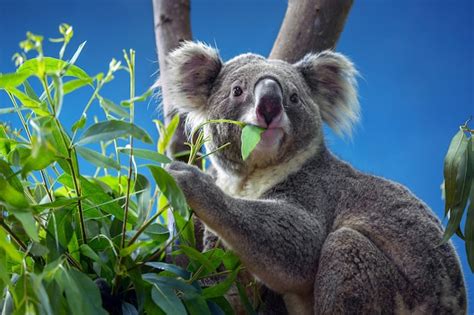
[214,144,318,200]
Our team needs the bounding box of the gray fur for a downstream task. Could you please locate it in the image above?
[164,42,466,314]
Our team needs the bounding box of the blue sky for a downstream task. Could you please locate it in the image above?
[1,0,473,308]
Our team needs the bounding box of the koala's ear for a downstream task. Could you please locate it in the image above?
[165,41,222,115]
[294,51,360,136]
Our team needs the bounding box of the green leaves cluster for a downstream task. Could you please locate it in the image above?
[0,26,262,314]
[442,120,474,271]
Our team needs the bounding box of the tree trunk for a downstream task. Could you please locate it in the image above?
[270,0,353,63]
[152,0,192,157]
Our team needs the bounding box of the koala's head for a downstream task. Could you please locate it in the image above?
[165,41,359,175]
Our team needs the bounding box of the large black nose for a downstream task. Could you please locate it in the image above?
[254,78,283,126]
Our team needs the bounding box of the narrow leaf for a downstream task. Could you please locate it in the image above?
[63,78,93,94]
[241,125,265,160]
[0,177,29,209]
[0,72,30,89]
[76,146,121,170]
[147,165,188,217]
[0,228,23,263]
[76,120,153,146]
[6,87,49,116]
[68,41,86,66]
[17,57,91,80]
[119,148,171,164]
[13,212,39,242]
[444,130,468,213]
[150,284,187,315]
[71,114,87,132]
[99,97,129,118]
[202,268,239,299]
[180,245,215,274]
[120,89,152,107]
[145,262,190,279]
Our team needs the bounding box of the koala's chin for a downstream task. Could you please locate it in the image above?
[257,128,285,149]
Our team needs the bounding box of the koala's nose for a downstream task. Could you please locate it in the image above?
[254,78,283,126]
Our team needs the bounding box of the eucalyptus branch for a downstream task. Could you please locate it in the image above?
[52,118,87,244]
[120,49,136,250]
[0,220,28,251]
[0,219,42,264]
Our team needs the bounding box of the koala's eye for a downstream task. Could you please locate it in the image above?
[232,86,243,97]
[290,93,299,103]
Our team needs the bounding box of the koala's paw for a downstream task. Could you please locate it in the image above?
[166,161,217,211]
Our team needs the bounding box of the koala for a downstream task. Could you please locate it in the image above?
[163,41,466,315]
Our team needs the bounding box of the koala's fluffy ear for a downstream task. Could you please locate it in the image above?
[165,41,222,116]
[295,51,359,136]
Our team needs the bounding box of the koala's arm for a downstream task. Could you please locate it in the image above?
[167,162,324,293]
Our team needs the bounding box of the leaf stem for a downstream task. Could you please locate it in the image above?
[187,238,221,284]
[0,219,42,264]
[53,118,87,244]
[120,49,135,250]
[128,203,169,246]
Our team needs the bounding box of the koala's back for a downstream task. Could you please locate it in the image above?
[261,149,466,314]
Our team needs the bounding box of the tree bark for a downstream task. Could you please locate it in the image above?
[152,0,192,157]
[270,0,353,63]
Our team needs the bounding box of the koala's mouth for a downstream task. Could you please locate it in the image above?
[257,127,284,149]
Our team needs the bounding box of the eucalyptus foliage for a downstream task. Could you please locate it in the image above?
[442,120,474,272]
[0,25,263,314]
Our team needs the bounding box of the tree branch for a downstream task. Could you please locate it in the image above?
[152,0,192,156]
[270,0,353,63]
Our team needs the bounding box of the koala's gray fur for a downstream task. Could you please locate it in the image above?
[164,41,466,314]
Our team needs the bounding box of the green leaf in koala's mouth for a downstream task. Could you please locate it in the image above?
[241,124,266,160]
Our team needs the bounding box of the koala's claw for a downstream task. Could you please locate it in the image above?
[166,161,218,212]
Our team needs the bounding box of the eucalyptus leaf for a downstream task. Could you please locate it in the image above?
[0,72,31,89]
[13,212,39,242]
[17,57,91,80]
[241,124,265,160]
[180,245,216,274]
[145,262,191,279]
[63,78,93,94]
[150,283,187,315]
[156,114,180,155]
[444,130,468,213]
[56,268,108,315]
[0,228,22,263]
[202,268,239,299]
[58,174,137,224]
[76,120,152,146]
[0,177,29,209]
[119,148,171,164]
[465,189,474,272]
[147,165,188,217]
[68,41,86,67]
[6,87,49,116]
[76,146,121,170]
[71,114,87,132]
[143,273,198,297]
[120,89,152,107]
[183,296,212,315]
[99,96,129,118]
[52,74,64,116]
